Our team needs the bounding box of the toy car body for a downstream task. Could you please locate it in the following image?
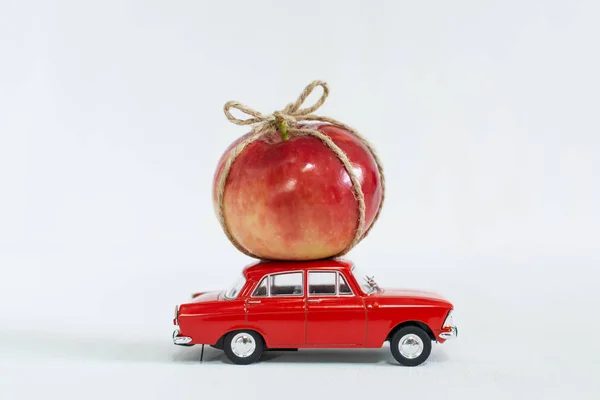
[172,259,457,366]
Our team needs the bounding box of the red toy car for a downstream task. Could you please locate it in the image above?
[172,259,457,366]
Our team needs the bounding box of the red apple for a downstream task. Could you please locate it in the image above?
[213,123,383,260]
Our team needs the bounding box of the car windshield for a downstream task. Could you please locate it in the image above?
[224,275,246,299]
[351,265,380,295]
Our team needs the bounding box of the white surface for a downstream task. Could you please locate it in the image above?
[1,0,600,399]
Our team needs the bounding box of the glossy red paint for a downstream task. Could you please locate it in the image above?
[306,294,366,346]
[173,259,457,365]
[212,123,383,260]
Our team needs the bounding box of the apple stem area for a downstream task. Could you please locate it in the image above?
[275,117,289,141]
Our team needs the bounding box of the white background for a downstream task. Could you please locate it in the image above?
[1,0,599,398]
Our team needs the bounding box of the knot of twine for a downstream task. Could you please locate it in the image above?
[224,80,330,138]
[218,80,385,260]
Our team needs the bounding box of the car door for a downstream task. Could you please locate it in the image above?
[305,270,367,346]
[245,271,306,347]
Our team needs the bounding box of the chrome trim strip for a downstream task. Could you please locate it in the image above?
[377,304,440,308]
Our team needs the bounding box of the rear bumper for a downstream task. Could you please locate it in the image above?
[172,328,193,346]
[438,326,458,340]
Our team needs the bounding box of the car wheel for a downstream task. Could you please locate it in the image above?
[223,330,264,365]
[390,326,432,366]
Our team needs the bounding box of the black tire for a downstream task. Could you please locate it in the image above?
[390,326,432,366]
[223,330,264,365]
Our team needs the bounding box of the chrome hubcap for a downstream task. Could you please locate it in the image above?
[398,333,424,359]
[231,333,256,358]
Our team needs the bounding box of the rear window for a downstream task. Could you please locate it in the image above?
[224,275,246,299]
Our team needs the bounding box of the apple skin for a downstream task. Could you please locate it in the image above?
[213,123,382,260]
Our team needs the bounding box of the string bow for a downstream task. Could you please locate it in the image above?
[223,80,329,138]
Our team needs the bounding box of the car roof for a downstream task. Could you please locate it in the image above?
[242,258,354,280]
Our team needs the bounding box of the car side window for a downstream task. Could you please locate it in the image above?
[252,277,268,297]
[269,272,303,296]
[338,273,353,295]
[308,271,337,295]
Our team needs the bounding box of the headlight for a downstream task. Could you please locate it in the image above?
[443,310,454,328]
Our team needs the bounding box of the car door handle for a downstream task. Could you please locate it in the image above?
[307,299,321,303]
[247,299,261,304]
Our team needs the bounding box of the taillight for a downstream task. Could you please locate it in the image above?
[173,305,179,326]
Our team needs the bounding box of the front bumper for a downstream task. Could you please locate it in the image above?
[439,326,458,340]
[172,328,193,346]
